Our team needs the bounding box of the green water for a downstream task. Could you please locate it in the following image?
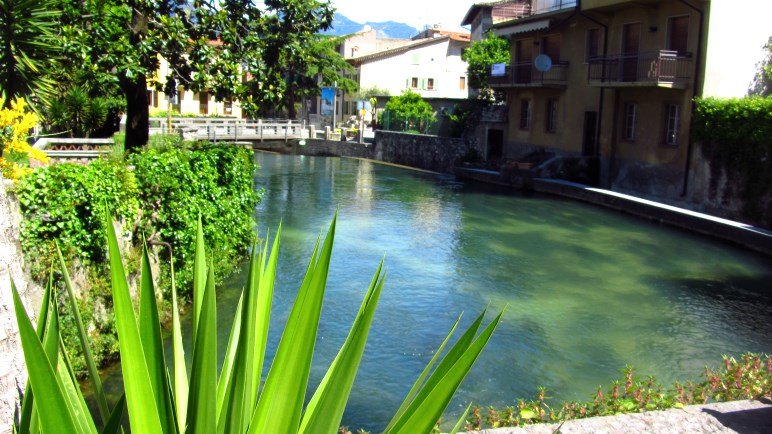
[93,153,772,431]
[247,154,772,430]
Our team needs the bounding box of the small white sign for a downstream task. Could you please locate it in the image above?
[491,63,506,76]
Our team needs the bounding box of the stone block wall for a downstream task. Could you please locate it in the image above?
[0,180,41,434]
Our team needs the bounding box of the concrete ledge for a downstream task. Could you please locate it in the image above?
[462,399,772,434]
[534,179,772,256]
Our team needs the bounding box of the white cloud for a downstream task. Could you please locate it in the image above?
[330,0,473,33]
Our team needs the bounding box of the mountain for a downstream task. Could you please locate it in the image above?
[323,13,419,39]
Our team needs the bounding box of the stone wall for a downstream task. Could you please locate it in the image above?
[254,130,483,174]
[0,180,41,434]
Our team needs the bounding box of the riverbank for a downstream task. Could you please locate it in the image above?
[455,167,772,257]
[462,399,772,434]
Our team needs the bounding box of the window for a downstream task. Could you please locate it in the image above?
[147,90,159,108]
[542,34,561,62]
[411,54,420,65]
[427,78,435,90]
[586,28,600,62]
[224,99,233,115]
[546,99,558,133]
[664,103,680,145]
[667,16,690,55]
[459,76,466,90]
[623,103,637,141]
[411,77,419,89]
[199,91,209,115]
[519,99,531,130]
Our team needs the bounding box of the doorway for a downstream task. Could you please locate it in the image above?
[487,129,504,160]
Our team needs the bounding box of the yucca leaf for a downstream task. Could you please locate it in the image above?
[56,242,110,423]
[216,291,243,430]
[138,242,175,434]
[186,265,217,433]
[11,279,79,433]
[449,402,473,434]
[170,261,188,433]
[55,349,97,434]
[104,207,164,433]
[299,260,385,434]
[386,309,504,434]
[17,272,52,433]
[251,226,280,407]
[249,217,335,434]
[383,313,463,433]
[101,394,125,434]
[192,215,207,345]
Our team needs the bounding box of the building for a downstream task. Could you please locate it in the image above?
[461,1,532,42]
[485,0,770,200]
[309,27,471,129]
[148,52,244,118]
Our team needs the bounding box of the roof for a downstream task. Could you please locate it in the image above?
[347,35,469,65]
[461,1,532,26]
[461,1,511,25]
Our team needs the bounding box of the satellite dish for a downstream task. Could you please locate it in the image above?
[534,54,553,72]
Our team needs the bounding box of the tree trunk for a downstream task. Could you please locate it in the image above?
[123,75,149,153]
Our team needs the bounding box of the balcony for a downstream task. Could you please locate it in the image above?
[488,61,570,88]
[531,0,577,15]
[587,50,692,89]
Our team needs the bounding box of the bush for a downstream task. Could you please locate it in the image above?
[0,98,50,180]
[130,143,260,298]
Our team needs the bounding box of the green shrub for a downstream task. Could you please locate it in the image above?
[130,144,260,299]
[17,159,140,278]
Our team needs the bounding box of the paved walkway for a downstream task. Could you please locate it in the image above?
[463,399,772,434]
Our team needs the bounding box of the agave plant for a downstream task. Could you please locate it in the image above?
[12,210,502,434]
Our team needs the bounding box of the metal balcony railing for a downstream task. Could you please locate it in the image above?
[587,50,692,87]
[488,61,570,87]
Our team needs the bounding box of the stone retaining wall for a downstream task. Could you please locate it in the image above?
[253,130,483,174]
[0,180,41,434]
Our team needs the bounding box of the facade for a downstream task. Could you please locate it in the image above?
[487,0,771,199]
[149,54,244,118]
[461,1,532,42]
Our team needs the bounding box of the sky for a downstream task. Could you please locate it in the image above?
[330,0,473,33]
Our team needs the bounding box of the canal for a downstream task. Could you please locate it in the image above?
[233,153,772,431]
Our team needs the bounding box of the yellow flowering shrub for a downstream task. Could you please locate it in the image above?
[1,98,49,180]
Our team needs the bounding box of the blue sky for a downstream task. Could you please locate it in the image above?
[330,0,472,32]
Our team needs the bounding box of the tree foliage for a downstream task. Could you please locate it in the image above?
[0,0,60,111]
[749,36,772,97]
[462,32,510,102]
[55,0,342,151]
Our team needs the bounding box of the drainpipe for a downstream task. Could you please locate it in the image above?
[678,0,705,197]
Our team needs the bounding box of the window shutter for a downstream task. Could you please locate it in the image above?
[421,78,426,90]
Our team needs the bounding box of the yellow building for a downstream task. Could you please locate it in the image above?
[482,0,770,198]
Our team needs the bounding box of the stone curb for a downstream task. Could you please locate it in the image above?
[461,399,772,434]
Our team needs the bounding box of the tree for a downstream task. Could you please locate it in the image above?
[243,32,358,119]
[383,89,435,133]
[462,31,510,103]
[749,36,772,97]
[57,0,336,152]
[0,0,60,112]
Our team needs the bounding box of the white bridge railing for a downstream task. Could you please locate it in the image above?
[149,117,308,142]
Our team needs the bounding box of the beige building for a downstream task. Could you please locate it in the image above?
[148,53,244,118]
[485,0,770,198]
